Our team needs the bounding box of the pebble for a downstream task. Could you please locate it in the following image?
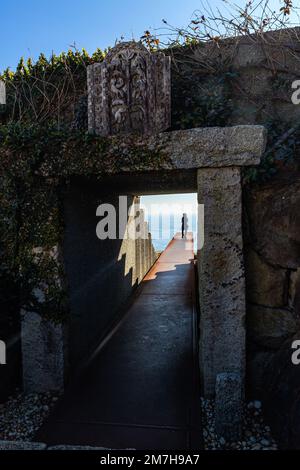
[252,444,261,450]
[0,390,277,450]
[0,391,61,441]
[201,397,278,451]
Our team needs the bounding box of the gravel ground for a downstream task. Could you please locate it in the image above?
[201,397,278,450]
[0,390,277,450]
[0,390,60,441]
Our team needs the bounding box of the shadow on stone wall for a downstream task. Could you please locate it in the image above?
[20,178,158,395]
[243,172,300,448]
[63,182,155,371]
[262,334,300,449]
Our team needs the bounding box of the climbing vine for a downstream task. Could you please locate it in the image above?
[142,0,300,181]
[0,48,105,128]
[0,123,168,324]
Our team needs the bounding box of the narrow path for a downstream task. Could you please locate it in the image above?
[37,233,202,450]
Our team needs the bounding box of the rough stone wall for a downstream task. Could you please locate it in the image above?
[226,29,300,127]
[180,28,300,130]
[197,167,246,398]
[21,311,68,393]
[243,173,300,398]
[181,29,300,403]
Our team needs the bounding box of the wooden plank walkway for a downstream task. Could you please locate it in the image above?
[37,233,202,450]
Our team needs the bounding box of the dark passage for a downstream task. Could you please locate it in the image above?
[37,234,202,450]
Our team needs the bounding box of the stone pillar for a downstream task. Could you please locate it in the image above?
[139,210,146,279]
[21,312,68,393]
[197,167,246,398]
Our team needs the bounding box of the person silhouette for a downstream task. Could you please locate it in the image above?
[181,213,188,239]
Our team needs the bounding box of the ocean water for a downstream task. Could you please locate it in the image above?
[146,213,197,252]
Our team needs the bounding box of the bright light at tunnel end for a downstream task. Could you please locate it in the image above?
[95,196,204,250]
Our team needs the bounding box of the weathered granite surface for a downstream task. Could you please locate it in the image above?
[102,125,266,173]
[158,125,266,168]
[244,175,300,269]
[21,311,68,393]
[88,42,171,136]
[197,167,246,397]
[215,373,242,441]
[248,304,299,349]
[245,248,287,307]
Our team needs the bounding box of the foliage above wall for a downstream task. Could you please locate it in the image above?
[0,48,104,128]
[144,0,300,182]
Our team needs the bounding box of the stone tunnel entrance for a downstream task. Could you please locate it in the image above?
[21,41,267,446]
[22,126,267,442]
[37,204,201,449]
[62,170,198,370]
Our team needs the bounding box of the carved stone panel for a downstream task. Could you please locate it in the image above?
[87,42,171,136]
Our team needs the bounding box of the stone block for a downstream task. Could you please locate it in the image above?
[215,373,242,441]
[160,125,266,169]
[84,125,266,174]
[248,304,299,349]
[88,42,171,137]
[245,248,288,307]
[289,268,300,314]
[197,167,246,397]
[21,311,68,393]
[244,176,300,269]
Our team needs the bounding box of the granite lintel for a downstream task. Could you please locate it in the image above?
[103,125,266,173]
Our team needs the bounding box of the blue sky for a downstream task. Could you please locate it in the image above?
[0,0,203,72]
[0,0,292,72]
[0,0,205,225]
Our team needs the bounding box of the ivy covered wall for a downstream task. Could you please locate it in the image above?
[0,28,300,402]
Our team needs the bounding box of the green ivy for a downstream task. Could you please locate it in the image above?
[243,120,299,184]
[0,123,169,322]
[0,48,105,127]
